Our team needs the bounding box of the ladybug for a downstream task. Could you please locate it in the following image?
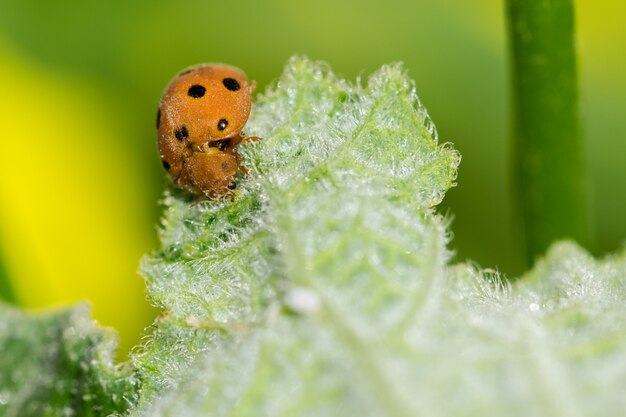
[157,64,259,198]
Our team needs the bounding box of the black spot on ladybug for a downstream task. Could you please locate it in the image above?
[156,108,161,129]
[188,84,206,98]
[221,162,229,170]
[217,119,228,131]
[178,69,192,76]
[223,78,241,91]
[162,160,170,171]
[175,126,189,141]
[227,181,237,190]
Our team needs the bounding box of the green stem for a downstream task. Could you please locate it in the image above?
[506,0,588,267]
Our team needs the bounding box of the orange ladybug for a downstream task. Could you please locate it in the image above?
[157,64,259,198]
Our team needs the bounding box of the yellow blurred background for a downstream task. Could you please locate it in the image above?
[0,0,624,355]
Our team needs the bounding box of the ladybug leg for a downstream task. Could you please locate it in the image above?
[240,135,261,144]
[190,195,211,208]
[230,148,251,176]
[239,164,250,176]
[230,132,261,147]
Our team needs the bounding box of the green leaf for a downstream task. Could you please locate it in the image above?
[133,57,626,417]
[0,304,139,417]
[133,56,460,415]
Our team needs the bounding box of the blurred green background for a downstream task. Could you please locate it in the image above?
[0,0,624,355]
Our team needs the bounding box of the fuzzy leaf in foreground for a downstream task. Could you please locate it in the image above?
[0,304,139,417]
[134,57,626,417]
